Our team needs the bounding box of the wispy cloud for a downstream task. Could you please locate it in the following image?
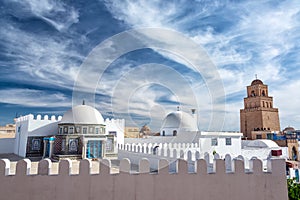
[1,0,300,130]
[9,0,79,32]
[0,88,70,107]
[102,0,300,130]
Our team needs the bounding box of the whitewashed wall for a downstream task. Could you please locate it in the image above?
[105,119,125,145]
[14,114,60,157]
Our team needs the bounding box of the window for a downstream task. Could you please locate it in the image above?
[89,127,94,133]
[69,127,74,134]
[75,126,80,133]
[95,127,99,134]
[109,131,117,136]
[61,139,66,151]
[83,127,87,134]
[59,127,63,134]
[64,127,68,133]
[31,139,41,151]
[162,130,165,136]
[256,134,262,139]
[106,138,114,152]
[68,139,78,152]
[211,138,218,146]
[225,138,231,145]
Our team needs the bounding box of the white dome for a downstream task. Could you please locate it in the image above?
[60,105,104,125]
[161,111,198,131]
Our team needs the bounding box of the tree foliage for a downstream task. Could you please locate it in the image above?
[288,179,300,200]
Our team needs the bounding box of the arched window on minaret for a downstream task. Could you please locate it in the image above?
[262,90,265,96]
[251,90,255,97]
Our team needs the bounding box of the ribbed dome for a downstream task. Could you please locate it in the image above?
[60,105,104,125]
[161,111,198,131]
[251,79,263,86]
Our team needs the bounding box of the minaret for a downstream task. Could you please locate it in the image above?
[240,79,280,139]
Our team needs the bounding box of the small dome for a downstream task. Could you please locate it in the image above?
[246,139,279,148]
[283,126,295,132]
[161,111,198,131]
[60,105,104,125]
[251,79,263,86]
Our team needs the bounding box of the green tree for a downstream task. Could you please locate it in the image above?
[288,179,300,200]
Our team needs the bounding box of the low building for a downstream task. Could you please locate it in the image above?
[124,127,140,138]
[0,124,16,138]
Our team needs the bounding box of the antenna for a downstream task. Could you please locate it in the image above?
[255,74,258,79]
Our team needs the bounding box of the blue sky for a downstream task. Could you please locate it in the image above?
[0,0,300,131]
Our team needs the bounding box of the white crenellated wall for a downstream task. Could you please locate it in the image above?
[14,114,62,157]
[105,118,125,145]
[0,158,288,200]
[118,142,285,170]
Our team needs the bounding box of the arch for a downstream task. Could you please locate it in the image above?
[173,130,177,136]
[251,90,255,97]
[292,146,298,161]
[262,90,266,96]
[270,102,272,108]
[262,101,265,107]
[153,146,159,155]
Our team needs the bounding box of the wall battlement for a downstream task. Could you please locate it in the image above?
[15,114,62,122]
[0,157,284,176]
[0,158,288,200]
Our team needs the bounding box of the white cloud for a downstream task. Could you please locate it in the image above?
[0,24,81,89]
[102,0,300,131]
[11,0,79,32]
[0,89,70,107]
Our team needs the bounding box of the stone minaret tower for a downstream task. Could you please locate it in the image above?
[240,79,280,139]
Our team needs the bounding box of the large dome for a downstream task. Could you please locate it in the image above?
[161,111,198,131]
[60,105,104,125]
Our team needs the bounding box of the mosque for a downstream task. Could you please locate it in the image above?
[13,103,125,160]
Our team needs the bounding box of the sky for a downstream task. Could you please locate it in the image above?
[0,0,300,132]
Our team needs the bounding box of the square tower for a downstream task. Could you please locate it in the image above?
[240,79,280,139]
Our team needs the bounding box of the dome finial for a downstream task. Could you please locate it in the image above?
[255,74,257,80]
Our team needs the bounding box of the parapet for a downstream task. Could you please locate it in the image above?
[0,158,288,200]
[15,114,62,123]
[0,157,285,176]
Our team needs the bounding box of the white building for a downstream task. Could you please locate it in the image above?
[121,109,243,163]
[12,104,125,159]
